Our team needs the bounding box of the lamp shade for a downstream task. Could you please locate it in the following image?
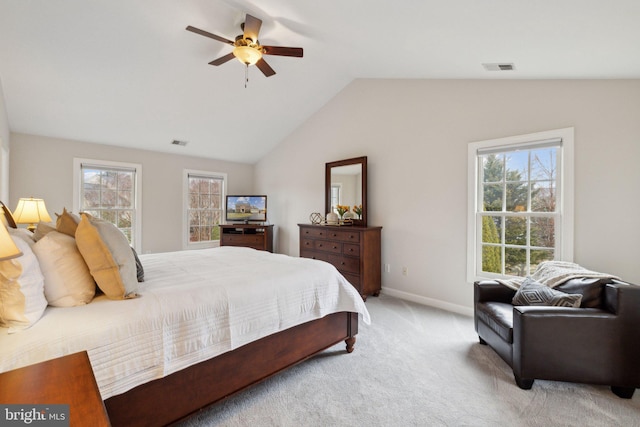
[0,223,22,260]
[13,198,52,231]
[233,46,262,65]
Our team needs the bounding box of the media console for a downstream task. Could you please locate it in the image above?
[219,224,274,252]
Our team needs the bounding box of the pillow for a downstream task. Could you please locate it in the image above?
[512,277,582,307]
[75,213,138,299]
[55,208,80,237]
[33,222,57,242]
[8,227,35,248]
[0,236,47,333]
[131,247,144,282]
[32,231,95,306]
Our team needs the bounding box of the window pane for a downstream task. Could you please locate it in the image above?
[482,216,501,243]
[506,151,528,181]
[531,148,556,181]
[482,245,502,274]
[531,217,555,248]
[505,181,528,212]
[531,181,556,212]
[117,211,132,228]
[482,184,503,211]
[505,217,526,246]
[190,226,200,242]
[530,249,554,272]
[101,210,116,224]
[505,247,526,276]
[482,154,504,183]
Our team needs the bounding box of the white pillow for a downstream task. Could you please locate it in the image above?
[32,231,95,307]
[8,227,35,248]
[0,236,47,333]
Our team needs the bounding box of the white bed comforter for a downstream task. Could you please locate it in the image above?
[0,247,370,399]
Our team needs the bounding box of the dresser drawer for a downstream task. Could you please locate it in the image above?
[300,249,331,263]
[300,227,328,239]
[328,255,360,274]
[343,243,360,257]
[222,235,263,245]
[314,240,342,254]
[325,230,361,243]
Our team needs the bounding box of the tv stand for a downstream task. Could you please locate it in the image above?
[219,224,274,252]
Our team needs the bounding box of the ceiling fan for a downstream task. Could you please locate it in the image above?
[186,14,303,83]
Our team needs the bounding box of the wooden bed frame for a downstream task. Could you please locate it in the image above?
[104,311,359,426]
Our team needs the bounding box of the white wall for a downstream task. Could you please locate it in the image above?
[256,79,640,313]
[10,133,254,253]
[0,78,10,201]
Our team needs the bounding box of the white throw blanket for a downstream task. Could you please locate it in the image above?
[497,261,619,290]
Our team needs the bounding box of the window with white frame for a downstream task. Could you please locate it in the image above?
[184,170,226,249]
[467,128,574,282]
[74,158,142,250]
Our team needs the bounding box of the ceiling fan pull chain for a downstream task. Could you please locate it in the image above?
[244,64,249,88]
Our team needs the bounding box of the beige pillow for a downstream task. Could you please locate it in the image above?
[0,236,47,333]
[75,213,138,300]
[32,231,95,306]
[55,208,80,237]
[33,222,57,242]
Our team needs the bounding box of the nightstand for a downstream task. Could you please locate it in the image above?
[0,351,110,426]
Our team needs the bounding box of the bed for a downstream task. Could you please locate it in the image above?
[0,226,370,426]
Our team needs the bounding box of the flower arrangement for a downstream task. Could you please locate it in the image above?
[335,205,350,218]
[353,204,362,219]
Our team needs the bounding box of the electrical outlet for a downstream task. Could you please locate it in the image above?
[402,266,408,276]
[385,264,391,273]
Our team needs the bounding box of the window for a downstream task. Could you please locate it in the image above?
[74,158,142,250]
[184,170,226,249]
[467,128,574,282]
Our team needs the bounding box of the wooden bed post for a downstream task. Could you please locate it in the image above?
[346,312,358,353]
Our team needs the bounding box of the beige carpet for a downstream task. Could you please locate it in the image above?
[176,294,639,426]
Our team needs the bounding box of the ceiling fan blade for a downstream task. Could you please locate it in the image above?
[262,46,303,57]
[186,25,234,46]
[209,52,236,66]
[243,14,262,42]
[255,58,276,77]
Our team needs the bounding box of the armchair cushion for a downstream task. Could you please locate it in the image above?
[512,278,582,307]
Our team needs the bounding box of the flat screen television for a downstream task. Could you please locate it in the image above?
[225,195,267,223]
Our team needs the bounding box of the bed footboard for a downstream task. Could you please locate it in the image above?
[104,311,358,427]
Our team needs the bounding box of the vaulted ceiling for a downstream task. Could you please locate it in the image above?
[1,0,639,163]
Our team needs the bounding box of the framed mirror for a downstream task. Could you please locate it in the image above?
[325,156,367,227]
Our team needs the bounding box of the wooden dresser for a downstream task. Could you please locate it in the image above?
[219,224,274,252]
[299,224,382,300]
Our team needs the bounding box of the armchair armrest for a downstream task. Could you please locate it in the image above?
[512,305,633,385]
[474,280,516,304]
[605,280,640,320]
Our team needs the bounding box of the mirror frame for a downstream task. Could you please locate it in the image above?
[325,156,367,227]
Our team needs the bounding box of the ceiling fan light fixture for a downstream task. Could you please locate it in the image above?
[233,46,262,65]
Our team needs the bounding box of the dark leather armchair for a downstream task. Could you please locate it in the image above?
[474,278,640,398]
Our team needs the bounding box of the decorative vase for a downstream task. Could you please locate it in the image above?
[326,212,339,225]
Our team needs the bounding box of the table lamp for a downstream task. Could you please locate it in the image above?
[13,197,52,232]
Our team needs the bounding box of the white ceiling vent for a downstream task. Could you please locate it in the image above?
[482,63,516,71]
[171,140,188,146]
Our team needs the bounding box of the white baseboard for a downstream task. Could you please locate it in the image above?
[381,287,474,317]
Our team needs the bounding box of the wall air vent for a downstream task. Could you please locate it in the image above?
[482,63,516,71]
[171,140,188,146]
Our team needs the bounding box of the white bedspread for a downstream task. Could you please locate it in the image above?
[0,247,370,399]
